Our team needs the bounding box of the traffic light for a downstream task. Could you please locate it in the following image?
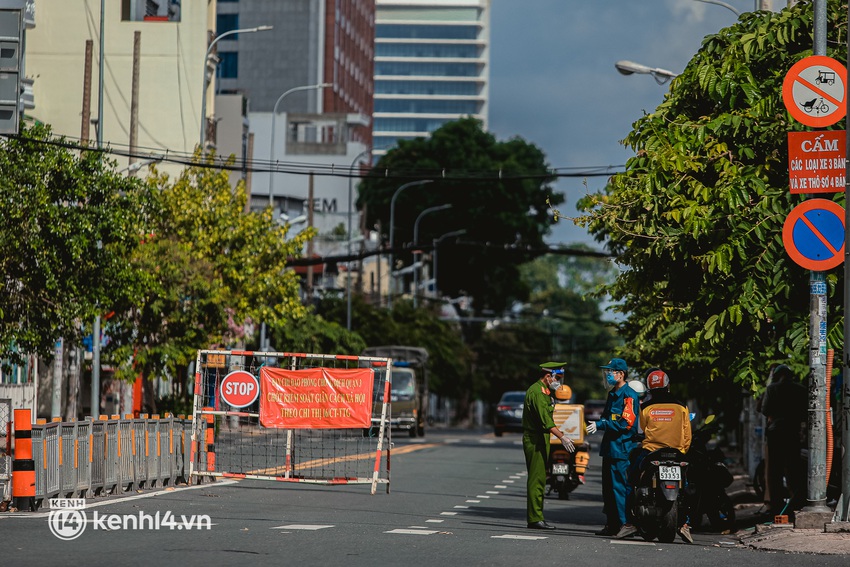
[0,1,24,135]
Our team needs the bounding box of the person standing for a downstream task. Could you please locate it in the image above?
[760,364,807,517]
[522,362,576,530]
[586,358,640,537]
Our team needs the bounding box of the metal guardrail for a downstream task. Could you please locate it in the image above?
[24,415,193,508]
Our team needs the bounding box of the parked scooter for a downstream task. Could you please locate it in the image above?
[631,447,688,543]
[546,385,590,500]
[683,415,736,532]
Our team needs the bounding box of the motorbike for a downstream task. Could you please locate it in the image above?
[683,415,736,532]
[546,440,590,500]
[631,447,688,543]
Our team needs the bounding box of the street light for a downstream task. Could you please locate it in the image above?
[412,204,452,308]
[692,0,741,16]
[432,230,466,302]
[615,60,679,85]
[347,149,371,330]
[199,25,273,148]
[267,83,333,209]
[387,179,433,309]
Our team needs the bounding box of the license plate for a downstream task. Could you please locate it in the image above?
[552,463,569,475]
[658,465,681,481]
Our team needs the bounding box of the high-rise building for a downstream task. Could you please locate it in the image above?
[373,0,490,160]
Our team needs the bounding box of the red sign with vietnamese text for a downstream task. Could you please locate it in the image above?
[788,131,846,194]
[259,367,374,429]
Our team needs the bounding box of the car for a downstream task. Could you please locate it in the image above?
[584,399,606,423]
[494,391,526,437]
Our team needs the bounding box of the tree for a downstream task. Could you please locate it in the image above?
[108,159,313,404]
[357,118,562,317]
[0,124,147,361]
[577,3,841,391]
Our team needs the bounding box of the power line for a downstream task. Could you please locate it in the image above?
[5,132,626,181]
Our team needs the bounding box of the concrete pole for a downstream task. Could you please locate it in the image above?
[128,31,140,173]
[80,40,92,143]
[798,0,831,524]
[51,339,62,418]
[91,0,105,422]
[306,173,315,295]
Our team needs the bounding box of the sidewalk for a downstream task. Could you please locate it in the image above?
[723,459,850,555]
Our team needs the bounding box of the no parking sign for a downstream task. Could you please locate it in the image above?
[782,198,845,270]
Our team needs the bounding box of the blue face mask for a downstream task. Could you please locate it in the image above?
[605,372,618,387]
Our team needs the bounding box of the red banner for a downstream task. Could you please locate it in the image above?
[788,131,846,194]
[259,367,374,429]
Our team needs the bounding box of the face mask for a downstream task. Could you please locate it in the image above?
[549,380,561,392]
[605,372,618,387]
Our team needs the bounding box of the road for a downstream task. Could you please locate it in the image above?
[0,428,842,566]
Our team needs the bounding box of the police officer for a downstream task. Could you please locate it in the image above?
[586,358,640,537]
[523,362,575,530]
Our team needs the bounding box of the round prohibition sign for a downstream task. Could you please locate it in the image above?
[219,370,260,408]
[782,198,845,271]
[782,55,847,127]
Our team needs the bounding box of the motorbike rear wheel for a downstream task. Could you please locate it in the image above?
[659,500,678,543]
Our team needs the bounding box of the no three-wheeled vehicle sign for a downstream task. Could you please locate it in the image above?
[782,55,847,128]
[782,198,845,271]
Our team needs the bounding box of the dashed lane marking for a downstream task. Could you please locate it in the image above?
[495,485,507,488]
[440,512,458,516]
[501,480,515,483]
[479,439,495,445]
[270,524,334,530]
[425,519,444,523]
[610,540,656,546]
[465,500,480,503]
[486,491,499,494]
[491,535,548,540]
[385,529,439,535]
[453,506,468,509]
[476,495,490,498]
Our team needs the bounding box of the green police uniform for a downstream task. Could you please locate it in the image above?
[522,378,557,524]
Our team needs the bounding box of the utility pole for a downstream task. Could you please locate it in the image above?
[797,0,832,528]
[128,31,140,174]
[81,40,92,142]
[91,0,105,420]
[306,173,315,295]
[843,0,850,524]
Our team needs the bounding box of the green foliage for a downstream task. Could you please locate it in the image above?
[358,118,561,315]
[0,124,148,359]
[108,157,313,383]
[577,2,844,392]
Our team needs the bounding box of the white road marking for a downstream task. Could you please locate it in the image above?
[425,519,444,523]
[486,491,499,494]
[491,534,548,540]
[509,476,521,479]
[465,500,480,503]
[479,439,495,444]
[610,540,656,546]
[444,439,461,444]
[409,439,427,444]
[501,480,515,483]
[453,505,469,509]
[386,529,438,535]
[440,512,458,516]
[495,485,507,489]
[476,495,490,499]
[5,480,240,519]
[270,524,334,530]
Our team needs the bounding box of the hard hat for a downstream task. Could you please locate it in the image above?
[645,368,670,390]
[628,380,646,397]
[554,384,572,401]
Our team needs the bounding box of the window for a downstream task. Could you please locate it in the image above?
[218,52,238,79]
[121,0,181,22]
[216,14,240,35]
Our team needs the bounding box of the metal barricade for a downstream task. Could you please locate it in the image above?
[145,418,159,488]
[75,420,92,498]
[117,419,135,492]
[41,422,61,501]
[60,422,77,497]
[133,419,147,489]
[181,418,193,483]
[159,417,173,486]
[0,399,10,502]
[103,419,119,494]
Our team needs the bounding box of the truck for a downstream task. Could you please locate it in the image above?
[362,346,429,437]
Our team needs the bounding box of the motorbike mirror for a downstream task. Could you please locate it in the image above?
[704,414,716,425]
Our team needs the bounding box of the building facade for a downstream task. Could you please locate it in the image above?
[25,0,214,178]
[373,0,490,160]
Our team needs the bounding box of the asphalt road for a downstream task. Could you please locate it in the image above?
[0,428,844,566]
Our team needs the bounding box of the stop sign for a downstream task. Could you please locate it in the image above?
[219,370,260,408]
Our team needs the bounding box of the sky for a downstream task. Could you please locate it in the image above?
[488,1,785,249]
